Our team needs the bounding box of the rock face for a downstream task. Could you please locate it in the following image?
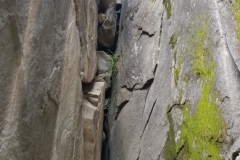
[74,0,98,82]
[82,81,105,160]
[1,0,240,159]
[0,0,102,160]
[109,0,240,159]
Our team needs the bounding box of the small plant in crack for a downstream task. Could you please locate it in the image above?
[107,49,119,73]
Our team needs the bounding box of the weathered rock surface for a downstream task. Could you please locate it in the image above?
[0,0,100,159]
[82,81,105,160]
[74,0,98,83]
[109,0,240,159]
[2,0,240,159]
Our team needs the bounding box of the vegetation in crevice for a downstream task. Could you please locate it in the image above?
[107,50,119,73]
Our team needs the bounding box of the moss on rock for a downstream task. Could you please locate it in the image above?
[233,0,240,41]
[163,0,171,19]
[178,20,226,159]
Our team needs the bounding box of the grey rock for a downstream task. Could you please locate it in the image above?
[109,0,240,159]
[0,0,99,159]
[98,6,117,50]
[74,0,98,83]
[97,51,113,74]
[110,89,149,160]
[82,81,106,160]
[97,51,113,89]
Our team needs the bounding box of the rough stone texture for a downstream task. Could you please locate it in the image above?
[97,51,113,89]
[0,0,99,159]
[98,3,117,50]
[74,0,98,83]
[109,0,240,159]
[82,81,105,160]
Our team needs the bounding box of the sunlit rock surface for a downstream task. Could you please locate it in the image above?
[82,81,105,160]
[109,0,240,159]
[0,0,100,159]
[1,0,240,159]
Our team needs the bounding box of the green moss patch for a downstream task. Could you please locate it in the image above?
[233,0,240,40]
[163,0,172,19]
[178,20,226,159]
[181,81,226,159]
[192,20,213,78]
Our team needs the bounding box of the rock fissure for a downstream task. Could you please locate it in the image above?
[137,27,156,39]
[141,98,157,138]
[1,0,240,160]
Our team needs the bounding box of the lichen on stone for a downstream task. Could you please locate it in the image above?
[169,33,178,49]
[163,112,178,159]
[233,0,240,40]
[171,34,181,86]
[174,58,182,86]
[129,6,139,21]
[184,74,190,85]
[163,0,171,19]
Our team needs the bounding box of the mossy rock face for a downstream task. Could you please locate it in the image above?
[178,20,226,159]
[164,17,227,159]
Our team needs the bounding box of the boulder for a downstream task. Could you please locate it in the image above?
[98,13,106,25]
[97,6,117,50]
[97,51,113,89]
[74,0,98,83]
[99,0,115,13]
[82,81,106,160]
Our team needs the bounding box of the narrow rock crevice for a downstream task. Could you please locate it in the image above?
[138,27,156,40]
[141,99,157,138]
[115,100,129,120]
[141,78,154,90]
[97,1,123,159]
